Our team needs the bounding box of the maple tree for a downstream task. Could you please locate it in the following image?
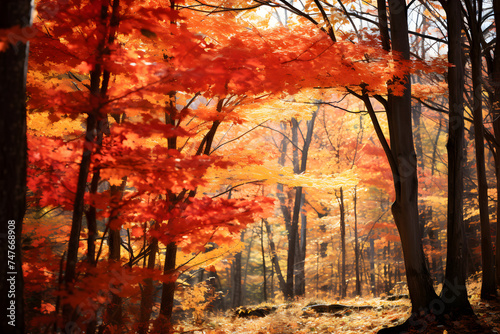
[3,0,500,333]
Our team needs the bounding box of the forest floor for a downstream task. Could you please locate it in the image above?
[175,280,500,334]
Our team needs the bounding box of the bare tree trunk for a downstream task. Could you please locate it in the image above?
[260,221,267,302]
[354,187,361,296]
[285,119,301,300]
[285,112,317,299]
[369,239,376,296]
[373,0,442,312]
[490,0,500,291]
[441,0,474,314]
[242,229,255,304]
[231,232,244,308]
[337,188,347,298]
[107,180,126,331]
[296,193,307,297]
[264,219,287,295]
[0,1,31,333]
[466,0,497,299]
[138,237,158,334]
[158,242,178,333]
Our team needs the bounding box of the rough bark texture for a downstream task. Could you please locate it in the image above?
[0,1,31,333]
[386,0,439,313]
[442,0,473,314]
[493,0,500,289]
[467,0,497,299]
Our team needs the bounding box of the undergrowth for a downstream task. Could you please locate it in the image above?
[174,279,500,333]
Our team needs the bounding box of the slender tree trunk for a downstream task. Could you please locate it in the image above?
[285,112,317,299]
[242,230,255,304]
[285,119,301,299]
[62,2,121,328]
[297,193,307,296]
[260,220,267,302]
[63,112,99,330]
[231,232,244,308]
[490,0,500,291]
[337,188,347,298]
[107,180,126,331]
[467,0,497,299]
[86,169,101,267]
[158,242,178,332]
[138,237,158,334]
[264,219,287,295]
[369,239,376,296]
[354,187,361,296]
[0,1,31,333]
[442,0,474,314]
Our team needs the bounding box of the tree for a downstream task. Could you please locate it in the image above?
[0,1,32,333]
[441,0,473,314]
[464,0,497,300]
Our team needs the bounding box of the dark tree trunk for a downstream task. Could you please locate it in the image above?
[354,187,361,296]
[107,180,126,331]
[86,169,101,267]
[492,0,500,289]
[338,188,347,298]
[264,219,287,295]
[386,0,439,313]
[242,229,255,303]
[138,237,158,334]
[442,0,473,314]
[369,239,376,296]
[295,193,307,297]
[158,242,178,332]
[231,232,244,308]
[286,119,300,299]
[62,1,121,328]
[0,1,31,333]
[466,0,497,299]
[260,221,268,302]
[285,112,317,299]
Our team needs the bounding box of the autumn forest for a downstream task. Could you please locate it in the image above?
[1,0,500,333]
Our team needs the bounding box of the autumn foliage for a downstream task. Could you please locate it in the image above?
[12,0,498,333]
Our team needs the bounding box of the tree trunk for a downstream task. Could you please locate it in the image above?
[86,169,101,267]
[338,188,347,298]
[138,237,158,334]
[231,232,244,308]
[107,180,126,331]
[242,229,255,303]
[158,242,178,332]
[354,187,361,296]
[296,193,307,297]
[264,219,287,295]
[385,0,439,312]
[260,221,268,302]
[442,0,474,314]
[467,0,497,299]
[0,1,31,333]
[369,239,376,296]
[489,0,500,291]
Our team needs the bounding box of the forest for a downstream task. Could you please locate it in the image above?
[1,0,500,333]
